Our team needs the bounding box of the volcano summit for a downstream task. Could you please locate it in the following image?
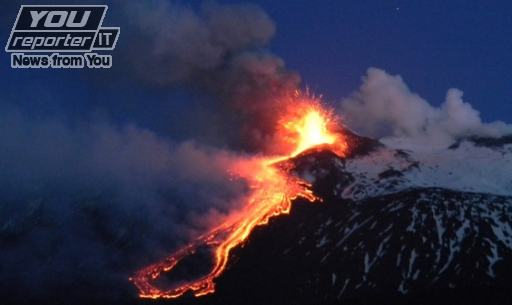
[134,123,512,305]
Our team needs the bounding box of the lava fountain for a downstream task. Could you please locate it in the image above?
[130,92,347,299]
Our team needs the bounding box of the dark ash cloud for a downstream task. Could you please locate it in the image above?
[120,1,301,152]
[0,108,250,303]
[2,2,296,302]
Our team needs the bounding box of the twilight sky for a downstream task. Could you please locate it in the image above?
[0,1,511,302]
[242,0,512,123]
[1,0,511,137]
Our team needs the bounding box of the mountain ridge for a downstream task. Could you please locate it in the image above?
[170,131,512,305]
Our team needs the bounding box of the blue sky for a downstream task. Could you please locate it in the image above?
[250,0,512,122]
[0,2,511,300]
[1,0,511,138]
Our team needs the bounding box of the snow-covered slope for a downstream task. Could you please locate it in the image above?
[299,136,512,200]
[183,133,512,305]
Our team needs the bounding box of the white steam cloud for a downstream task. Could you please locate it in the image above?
[340,68,512,149]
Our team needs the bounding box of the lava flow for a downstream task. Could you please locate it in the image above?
[130,93,347,299]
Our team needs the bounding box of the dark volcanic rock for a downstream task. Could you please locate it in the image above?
[181,187,512,305]
[142,132,512,305]
[165,144,512,305]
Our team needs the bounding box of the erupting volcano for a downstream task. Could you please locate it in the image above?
[130,93,348,299]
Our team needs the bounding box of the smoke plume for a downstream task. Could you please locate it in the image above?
[3,1,512,304]
[1,2,299,302]
[0,108,253,303]
[340,68,512,149]
[120,1,300,152]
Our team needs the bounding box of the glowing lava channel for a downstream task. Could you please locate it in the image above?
[130,95,347,299]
